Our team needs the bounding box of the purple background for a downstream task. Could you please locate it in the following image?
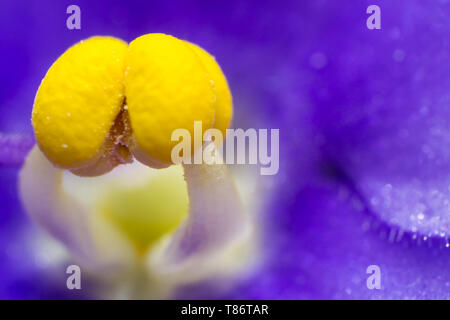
[1,0,450,299]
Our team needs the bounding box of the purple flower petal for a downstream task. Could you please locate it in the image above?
[309,2,450,240]
[182,180,450,299]
[0,133,34,166]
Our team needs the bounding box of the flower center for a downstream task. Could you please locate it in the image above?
[63,161,189,255]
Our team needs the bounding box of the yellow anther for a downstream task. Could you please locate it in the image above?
[184,41,232,137]
[32,33,232,176]
[125,33,216,168]
[33,37,128,173]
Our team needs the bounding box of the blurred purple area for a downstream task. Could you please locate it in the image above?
[1,0,450,299]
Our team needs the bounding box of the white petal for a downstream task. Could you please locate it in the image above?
[19,146,137,275]
[148,160,255,283]
[19,144,256,292]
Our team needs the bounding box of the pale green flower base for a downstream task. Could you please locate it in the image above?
[19,145,258,299]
